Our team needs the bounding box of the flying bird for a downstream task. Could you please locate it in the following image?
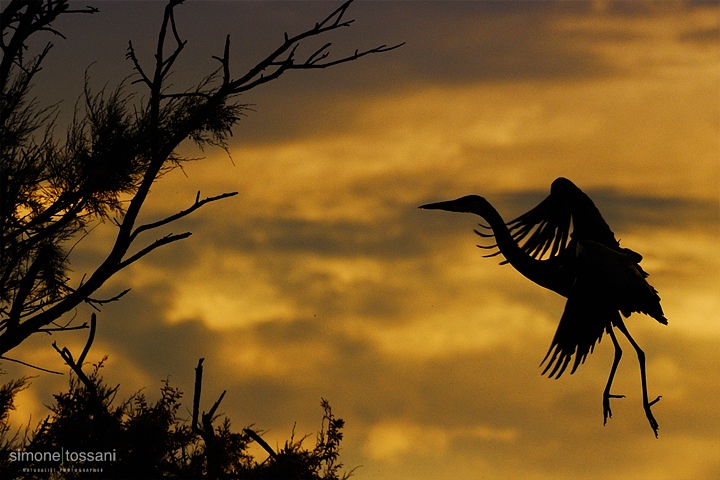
[420,177,666,437]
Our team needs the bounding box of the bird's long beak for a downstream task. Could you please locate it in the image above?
[419,199,462,212]
[418,201,452,210]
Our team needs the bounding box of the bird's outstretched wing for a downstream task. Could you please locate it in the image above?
[507,192,573,261]
[540,275,615,379]
[476,178,620,264]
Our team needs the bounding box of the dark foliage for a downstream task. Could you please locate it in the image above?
[0,364,353,479]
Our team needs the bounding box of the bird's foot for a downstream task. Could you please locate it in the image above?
[603,392,625,425]
[645,396,662,438]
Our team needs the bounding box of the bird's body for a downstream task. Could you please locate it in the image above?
[420,177,666,436]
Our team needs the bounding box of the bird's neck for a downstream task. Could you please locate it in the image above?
[479,205,567,294]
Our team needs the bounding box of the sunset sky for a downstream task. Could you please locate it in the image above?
[4,1,719,479]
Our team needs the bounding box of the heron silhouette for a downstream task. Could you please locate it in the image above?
[420,177,666,437]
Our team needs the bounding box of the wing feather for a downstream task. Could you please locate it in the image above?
[541,277,615,379]
[507,191,573,262]
[505,178,621,262]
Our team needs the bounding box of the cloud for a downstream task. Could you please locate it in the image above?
[363,420,517,461]
[162,68,718,210]
[226,0,718,147]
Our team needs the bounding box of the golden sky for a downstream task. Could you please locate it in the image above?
[5,2,720,479]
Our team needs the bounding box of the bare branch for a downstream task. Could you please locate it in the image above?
[126,41,153,87]
[228,36,403,94]
[307,43,332,65]
[211,35,231,85]
[0,355,63,375]
[38,323,89,333]
[297,43,405,70]
[167,3,183,46]
[52,313,98,392]
[189,357,227,478]
[65,7,100,15]
[159,91,212,101]
[118,232,192,270]
[61,285,131,310]
[129,191,237,243]
[206,389,226,419]
[192,357,204,434]
[317,0,354,30]
[53,341,93,390]
[244,428,278,459]
[77,313,96,365]
[155,0,187,84]
[225,0,404,94]
[36,26,66,39]
[84,289,131,307]
[159,37,187,80]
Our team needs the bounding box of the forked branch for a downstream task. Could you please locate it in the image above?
[52,313,98,392]
[129,191,238,243]
[222,0,404,95]
[190,358,227,479]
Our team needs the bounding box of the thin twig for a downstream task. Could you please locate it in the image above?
[126,41,152,87]
[84,289,131,307]
[0,355,63,375]
[129,191,237,242]
[118,232,192,269]
[38,322,89,333]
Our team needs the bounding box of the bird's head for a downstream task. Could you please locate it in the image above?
[419,195,490,214]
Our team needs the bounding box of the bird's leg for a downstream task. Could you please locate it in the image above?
[603,326,625,425]
[614,318,661,438]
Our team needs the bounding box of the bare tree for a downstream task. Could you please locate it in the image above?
[0,0,402,360]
